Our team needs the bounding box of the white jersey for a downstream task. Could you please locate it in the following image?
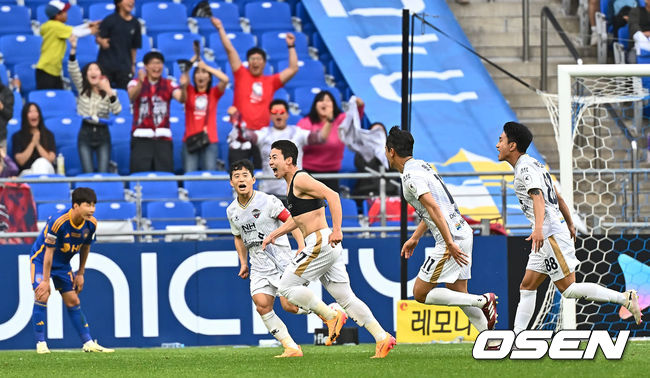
[227,191,293,274]
[401,158,472,244]
[513,154,566,237]
[255,125,310,196]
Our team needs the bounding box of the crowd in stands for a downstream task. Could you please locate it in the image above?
[597,0,650,62]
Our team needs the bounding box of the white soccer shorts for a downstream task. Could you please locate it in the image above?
[526,230,580,282]
[249,269,283,297]
[417,237,473,284]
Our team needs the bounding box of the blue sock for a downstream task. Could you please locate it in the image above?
[33,301,47,343]
[67,305,92,343]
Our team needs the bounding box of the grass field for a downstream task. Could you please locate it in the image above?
[0,342,647,377]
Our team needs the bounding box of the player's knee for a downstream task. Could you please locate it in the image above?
[255,303,273,315]
[64,296,80,307]
[35,292,50,303]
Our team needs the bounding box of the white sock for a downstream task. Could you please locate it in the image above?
[364,321,387,342]
[324,282,377,327]
[514,289,536,334]
[281,285,336,319]
[561,283,626,305]
[295,308,310,315]
[460,306,487,332]
[424,288,486,307]
[261,310,298,349]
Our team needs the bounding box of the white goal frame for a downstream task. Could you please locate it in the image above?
[556,64,650,329]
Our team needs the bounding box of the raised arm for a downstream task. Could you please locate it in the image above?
[128,70,145,101]
[172,73,190,104]
[279,33,298,84]
[197,60,229,92]
[262,217,299,250]
[211,17,241,72]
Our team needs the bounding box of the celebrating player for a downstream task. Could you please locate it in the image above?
[496,121,642,333]
[227,159,308,358]
[263,140,396,358]
[384,127,498,334]
[30,187,113,353]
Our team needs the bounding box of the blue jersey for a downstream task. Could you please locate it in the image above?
[29,209,97,270]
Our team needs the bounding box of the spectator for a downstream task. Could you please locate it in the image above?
[182,60,229,172]
[96,0,141,89]
[609,0,636,38]
[298,92,364,192]
[0,77,14,151]
[11,103,56,175]
[353,122,400,199]
[226,105,261,169]
[629,1,650,62]
[212,17,298,131]
[0,147,19,178]
[238,99,329,199]
[36,1,99,90]
[589,0,600,45]
[68,37,123,173]
[127,51,188,173]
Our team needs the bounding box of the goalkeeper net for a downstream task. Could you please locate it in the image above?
[531,65,650,335]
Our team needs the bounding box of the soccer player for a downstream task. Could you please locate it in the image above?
[496,121,642,333]
[30,187,113,353]
[227,159,308,358]
[384,127,498,334]
[263,140,396,359]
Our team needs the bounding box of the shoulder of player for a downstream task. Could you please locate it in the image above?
[86,216,98,228]
[50,212,71,233]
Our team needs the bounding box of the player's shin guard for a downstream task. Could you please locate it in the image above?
[513,289,536,334]
[561,282,626,304]
[324,282,387,341]
[67,305,92,343]
[33,301,47,343]
[459,306,488,331]
[424,288,486,307]
[261,310,298,349]
[279,285,336,319]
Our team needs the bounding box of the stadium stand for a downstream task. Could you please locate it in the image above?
[200,199,230,229]
[244,1,293,39]
[36,4,84,25]
[28,90,77,119]
[75,173,126,202]
[141,2,189,37]
[292,86,341,115]
[0,5,32,35]
[23,174,71,203]
[0,35,42,70]
[209,31,256,64]
[147,200,197,229]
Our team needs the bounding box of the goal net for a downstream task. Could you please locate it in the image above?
[533,65,650,335]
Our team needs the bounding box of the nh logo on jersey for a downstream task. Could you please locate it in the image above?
[472,330,630,360]
[241,223,256,233]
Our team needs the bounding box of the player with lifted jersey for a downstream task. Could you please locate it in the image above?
[497,121,642,333]
[227,159,307,357]
[384,127,498,335]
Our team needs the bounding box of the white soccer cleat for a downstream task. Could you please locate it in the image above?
[83,340,115,353]
[36,341,50,354]
[624,290,643,325]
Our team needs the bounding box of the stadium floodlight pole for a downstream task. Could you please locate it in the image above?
[399,8,409,300]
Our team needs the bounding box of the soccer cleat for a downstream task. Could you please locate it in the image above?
[624,290,643,325]
[370,333,396,358]
[481,293,498,330]
[36,341,50,354]
[274,345,303,358]
[83,340,114,353]
[324,309,348,346]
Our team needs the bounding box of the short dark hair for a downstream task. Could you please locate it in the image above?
[503,121,533,153]
[72,187,97,206]
[246,47,267,61]
[229,159,255,178]
[385,126,414,158]
[269,99,288,112]
[270,140,298,166]
[143,51,165,65]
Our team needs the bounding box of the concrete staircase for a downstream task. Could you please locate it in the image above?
[448,0,597,169]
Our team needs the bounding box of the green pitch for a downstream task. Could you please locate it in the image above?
[1,342,648,377]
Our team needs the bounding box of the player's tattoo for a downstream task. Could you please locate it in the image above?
[528,188,542,196]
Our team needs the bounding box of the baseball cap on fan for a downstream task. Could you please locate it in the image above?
[45,0,71,19]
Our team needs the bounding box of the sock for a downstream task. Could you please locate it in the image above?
[67,305,92,343]
[365,321,387,342]
[561,283,626,305]
[295,308,310,315]
[261,310,298,349]
[324,282,378,327]
[33,301,47,343]
[424,288,486,307]
[281,285,336,319]
[514,290,536,334]
[460,306,488,332]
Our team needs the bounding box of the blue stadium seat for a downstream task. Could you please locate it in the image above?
[312,32,332,64]
[23,0,50,16]
[156,32,203,71]
[273,87,290,102]
[0,5,32,34]
[147,200,196,229]
[295,2,315,36]
[216,113,231,143]
[217,87,233,114]
[23,174,71,203]
[37,4,83,25]
[0,62,8,87]
[197,2,241,32]
[618,24,629,50]
[292,86,342,115]
[287,113,302,125]
[209,32,256,63]
[58,144,83,176]
[135,34,153,64]
[28,90,77,119]
[169,114,185,141]
[135,0,173,18]
[110,115,132,143]
[88,2,116,20]
[184,170,232,202]
[45,115,82,150]
[114,89,131,117]
[111,140,130,175]
[245,1,293,38]
[75,173,125,201]
[66,35,99,63]
[141,2,189,37]
[129,171,179,200]
[6,118,19,156]
[94,201,136,220]
[0,35,42,69]
[277,59,326,89]
[13,62,36,96]
[340,197,360,227]
[261,31,309,62]
[200,200,230,228]
[37,202,68,221]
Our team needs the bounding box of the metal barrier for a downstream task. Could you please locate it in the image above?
[540,5,583,90]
